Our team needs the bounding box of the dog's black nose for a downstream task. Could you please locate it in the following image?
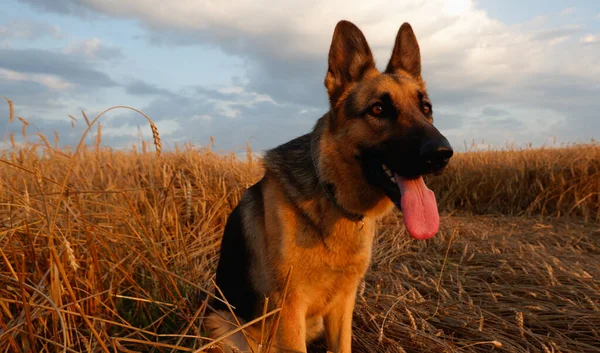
[420,137,453,172]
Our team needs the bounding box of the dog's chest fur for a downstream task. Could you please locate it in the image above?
[256,131,376,315]
[256,178,374,317]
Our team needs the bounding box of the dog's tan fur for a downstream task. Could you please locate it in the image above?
[205,20,449,353]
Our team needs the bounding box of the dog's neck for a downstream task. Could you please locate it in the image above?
[310,114,394,221]
[309,130,364,224]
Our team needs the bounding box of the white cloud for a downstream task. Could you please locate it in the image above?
[560,8,574,16]
[580,34,599,45]
[206,85,278,118]
[102,119,181,137]
[445,0,472,16]
[63,38,123,61]
[74,0,598,88]
[217,86,276,105]
[92,1,486,67]
[0,68,73,90]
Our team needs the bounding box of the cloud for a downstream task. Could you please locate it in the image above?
[0,45,120,129]
[481,107,509,117]
[580,34,599,45]
[63,38,124,61]
[0,19,63,40]
[73,0,596,102]
[530,25,581,42]
[431,111,465,131]
[19,0,92,17]
[102,82,307,151]
[13,0,600,151]
[124,80,171,96]
[474,117,525,130]
[190,114,212,122]
[102,118,181,138]
[0,79,66,111]
[191,84,278,119]
[560,8,574,16]
[0,68,73,90]
[0,48,116,87]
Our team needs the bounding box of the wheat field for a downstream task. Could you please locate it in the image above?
[1,102,599,352]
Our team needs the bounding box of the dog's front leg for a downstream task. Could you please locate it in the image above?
[272,295,308,353]
[324,290,356,353]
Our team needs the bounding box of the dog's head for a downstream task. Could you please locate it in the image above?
[324,20,453,240]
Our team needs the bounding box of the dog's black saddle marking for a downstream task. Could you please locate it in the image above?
[212,185,262,322]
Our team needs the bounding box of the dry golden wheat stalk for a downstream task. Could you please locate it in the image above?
[4,97,15,123]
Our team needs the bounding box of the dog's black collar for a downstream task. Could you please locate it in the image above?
[323,182,364,223]
[309,134,365,224]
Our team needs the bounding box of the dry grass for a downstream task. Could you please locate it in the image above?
[346,215,600,352]
[0,101,599,352]
[426,142,600,222]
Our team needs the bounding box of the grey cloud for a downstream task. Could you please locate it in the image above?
[530,26,582,41]
[125,80,172,96]
[536,79,600,142]
[129,78,271,101]
[520,74,598,120]
[105,85,318,153]
[432,112,465,131]
[18,0,90,16]
[426,83,494,108]
[480,117,524,130]
[0,81,66,111]
[0,79,50,97]
[0,46,123,138]
[0,19,63,40]
[0,48,116,87]
[192,86,242,100]
[482,107,509,117]
[244,55,328,107]
[185,103,317,153]
[139,26,329,108]
[93,45,123,61]
[209,100,318,151]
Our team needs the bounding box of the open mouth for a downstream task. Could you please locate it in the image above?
[369,161,440,240]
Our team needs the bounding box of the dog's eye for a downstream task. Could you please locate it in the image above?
[423,102,432,116]
[371,104,383,116]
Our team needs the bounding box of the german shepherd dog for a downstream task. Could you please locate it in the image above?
[205,20,453,353]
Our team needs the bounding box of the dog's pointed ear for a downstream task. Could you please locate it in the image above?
[385,23,422,78]
[325,20,376,107]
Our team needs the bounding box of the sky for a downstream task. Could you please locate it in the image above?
[1,0,599,154]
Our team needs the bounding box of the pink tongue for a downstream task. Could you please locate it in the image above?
[395,174,439,240]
